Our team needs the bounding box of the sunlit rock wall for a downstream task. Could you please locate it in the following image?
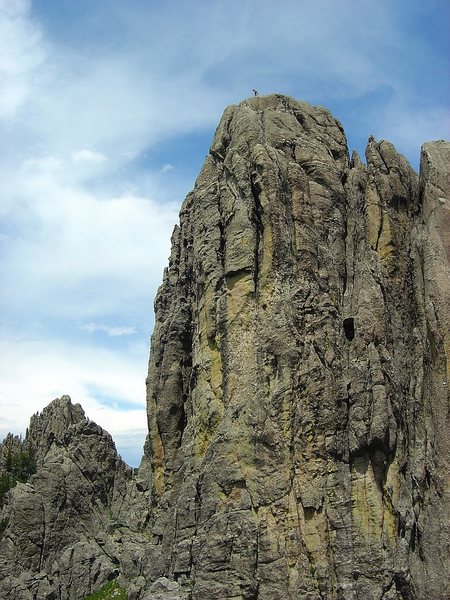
[141,95,449,600]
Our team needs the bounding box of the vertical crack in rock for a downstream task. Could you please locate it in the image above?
[250,172,263,295]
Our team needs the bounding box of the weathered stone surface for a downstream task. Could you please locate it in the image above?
[26,395,86,465]
[0,396,144,600]
[409,140,450,598]
[140,96,449,599]
[143,577,186,600]
[0,96,448,600]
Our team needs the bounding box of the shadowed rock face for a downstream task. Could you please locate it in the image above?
[140,95,449,599]
[0,96,448,600]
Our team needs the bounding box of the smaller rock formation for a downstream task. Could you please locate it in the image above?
[0,396,140,600]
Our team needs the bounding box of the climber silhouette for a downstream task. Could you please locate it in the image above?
[253,89,258,96]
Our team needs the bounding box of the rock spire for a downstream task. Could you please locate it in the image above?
[140,95,449,599]
[0,95,448,600]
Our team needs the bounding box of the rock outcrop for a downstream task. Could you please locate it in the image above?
[140,95,449,599]
[0,95,448,600]
[0,396,137,599]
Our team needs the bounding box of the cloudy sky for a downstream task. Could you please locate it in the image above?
[1,0,448,466]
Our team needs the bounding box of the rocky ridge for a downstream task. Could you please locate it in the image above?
[0,95,448,599]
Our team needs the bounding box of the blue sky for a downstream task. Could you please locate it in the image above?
[1,0,448,466]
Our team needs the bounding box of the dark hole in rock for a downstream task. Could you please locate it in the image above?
[343,317,355,340]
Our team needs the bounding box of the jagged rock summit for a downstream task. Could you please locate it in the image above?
[0,395,137,599]
[1,95,449,600]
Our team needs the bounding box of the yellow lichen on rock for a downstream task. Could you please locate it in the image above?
[351,461,383,540]
[192,288,224,459]
[350,455,397,546]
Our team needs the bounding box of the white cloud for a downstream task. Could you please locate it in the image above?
[162,163,174,173]
[0,0,45,119]
[71,149,107,163]
[0,332,148,466]
[79,323,137,337]
[2,2,387,164]
[1,167,179,320]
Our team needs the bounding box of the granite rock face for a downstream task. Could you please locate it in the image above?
[0,95,448,600]
[140,95,449,599]
[0,396,139,600]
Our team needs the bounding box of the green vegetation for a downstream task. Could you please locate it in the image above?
[0,446,37,507]
[83,579,128,600]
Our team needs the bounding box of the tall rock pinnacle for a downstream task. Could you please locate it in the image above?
[0,95,448,599]
[140,95,449,599]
